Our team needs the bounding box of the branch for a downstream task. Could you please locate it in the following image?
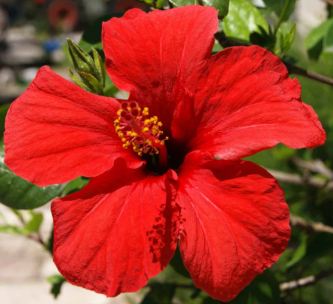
[27,233,49,251]
[280,268,333,292]
[323,0,333,6]
[292,158,333,180]
[291,214,333,234]
[287,64,333,87]
[268,169,333,191]
[168,0,174,8]
[9,209,50,253]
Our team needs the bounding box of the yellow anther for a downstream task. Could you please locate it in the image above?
[142,107,149,116]
[114,102,168,157]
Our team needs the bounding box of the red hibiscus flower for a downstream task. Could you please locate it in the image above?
[4,5,326,302]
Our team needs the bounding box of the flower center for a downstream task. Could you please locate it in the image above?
[114,102,168,158]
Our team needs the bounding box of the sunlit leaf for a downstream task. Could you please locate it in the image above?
[223,0,269,41]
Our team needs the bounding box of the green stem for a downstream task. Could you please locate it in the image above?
[274,0,291,35]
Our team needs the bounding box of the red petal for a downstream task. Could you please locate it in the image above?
[187,46,326,158]
[4,67,141,186]
[122,8,145,19]
[102,6,218,126]
[52,160,180,296]
[177,152,290,302]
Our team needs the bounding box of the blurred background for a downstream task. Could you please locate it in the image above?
[0,0,333,303]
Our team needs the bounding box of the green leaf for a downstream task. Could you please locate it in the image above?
[305,19,333,60]
[60,177,89,196]
[0,210,44,235]
[223,0,269,41]
[263,0,296,21]
[304,233,333,261]
[47,275,66,299]
[0,158,62,209]
[23,211,43,234]
[203,0,229,18]
[202,297,221,304]
[139,0,165,8]
[169,0,196,5]
[271,145,296,161]
[170,249,191,278]
[141,283,176,304]
[324,21,333,52]
[0,224,23,234]
[79,40,102,54]
[285,234,308,269]
[169,0,229,17]
[274,21,296,56]
[103,76,119,96]
[0,104,9,140]
[229,271,280,304]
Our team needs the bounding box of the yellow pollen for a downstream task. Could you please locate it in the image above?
[142,107,149,116]
[114,102,167,156]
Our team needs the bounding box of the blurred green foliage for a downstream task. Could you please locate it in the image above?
[305,18,333,60]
